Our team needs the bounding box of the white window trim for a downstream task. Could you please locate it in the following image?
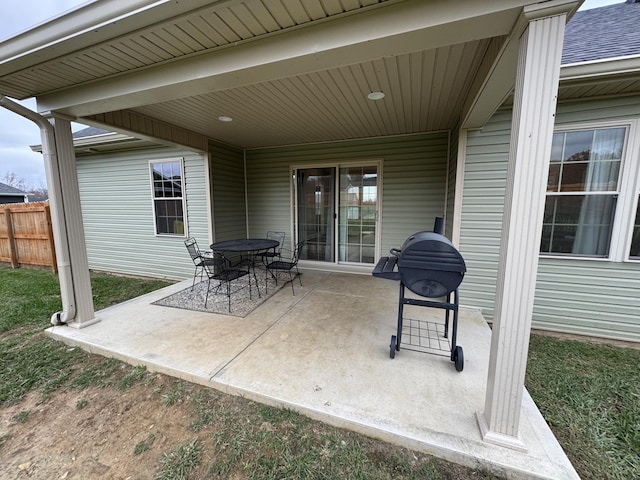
[541,118,640,262]
[622,122,640,262]
[149,157,188,238]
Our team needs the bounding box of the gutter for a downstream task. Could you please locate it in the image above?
[0,95,76,325]
[560,55,640,81]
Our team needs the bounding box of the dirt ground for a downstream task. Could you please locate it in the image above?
[0,379,195,480]
[0,368,493,480]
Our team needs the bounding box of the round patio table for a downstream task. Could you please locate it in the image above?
[210,238,279,253]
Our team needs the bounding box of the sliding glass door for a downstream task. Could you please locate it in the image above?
[295,163,379,265]
[296,167,335,262]
[338,165,378,263]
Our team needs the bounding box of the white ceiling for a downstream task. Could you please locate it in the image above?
[130,41,492,148]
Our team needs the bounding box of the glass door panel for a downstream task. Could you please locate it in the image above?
[338,165,377,264]
[296,168,335,262]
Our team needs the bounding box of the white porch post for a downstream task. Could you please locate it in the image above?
[46,116,97,327]
[476,5,569,451]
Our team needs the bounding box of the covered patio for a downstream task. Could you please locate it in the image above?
[47,270,579,479]
[1,0,586,477]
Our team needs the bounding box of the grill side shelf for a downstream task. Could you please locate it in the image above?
[372,256,401,280]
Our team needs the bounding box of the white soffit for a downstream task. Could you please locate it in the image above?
[0,0,540,148]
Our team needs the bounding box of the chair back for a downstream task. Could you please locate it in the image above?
[202,252,229,276]
[267,231,286,254]
[184,237,202,263]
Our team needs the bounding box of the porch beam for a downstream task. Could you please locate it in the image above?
[83,110,208,153]
[36,0,527,118]
[476,2,570,451]
[460,33,521,130]
[462,1,580,130]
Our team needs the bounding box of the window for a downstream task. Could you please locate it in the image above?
[541,127,625,257]
[150,159,185,236]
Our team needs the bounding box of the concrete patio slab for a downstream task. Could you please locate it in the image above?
[46,270,580,480]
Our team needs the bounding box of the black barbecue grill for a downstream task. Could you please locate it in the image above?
[372,218,466,371]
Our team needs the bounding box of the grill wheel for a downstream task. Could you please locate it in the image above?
[453,346,464,372]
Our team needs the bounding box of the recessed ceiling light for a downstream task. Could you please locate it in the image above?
[218,115,233,122]
[367,91,385,101]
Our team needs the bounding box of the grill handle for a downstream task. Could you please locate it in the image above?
[390,248,402,256]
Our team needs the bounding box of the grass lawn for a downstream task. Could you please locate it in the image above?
[1,265,638,479]
[526,334,640,480]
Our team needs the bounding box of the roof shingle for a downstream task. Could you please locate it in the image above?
[0,181,27,195]
[562,1,640,64]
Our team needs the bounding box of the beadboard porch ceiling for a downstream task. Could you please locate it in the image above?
[0,0,583,149]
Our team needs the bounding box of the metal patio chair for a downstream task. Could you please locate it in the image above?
[258,231,285,266]
[265,240,304,295]
[202,252,252,312]
[184,237,216,290]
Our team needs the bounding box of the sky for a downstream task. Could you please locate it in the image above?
[0,0,628,190]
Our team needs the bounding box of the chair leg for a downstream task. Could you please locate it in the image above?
[289,270,295,295]
[192,267,199,291]
[204,277,211,307]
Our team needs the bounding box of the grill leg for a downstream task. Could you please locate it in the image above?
[450,289,460,358]
[451,289,463,371]
[444,292,451,338]
[396,283,406,349]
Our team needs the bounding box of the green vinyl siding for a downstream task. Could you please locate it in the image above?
[245,133,449,256]
[460,96,640,342]
[535,260,640,341]
[77,147,209,280]
[209,141,246,242]
[244,147,292,245]
[555,95,640,125]
[445,127,458,238]
[458,110,510,319]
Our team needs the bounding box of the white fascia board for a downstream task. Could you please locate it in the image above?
[36,0,530,117]
[560,55,640,81]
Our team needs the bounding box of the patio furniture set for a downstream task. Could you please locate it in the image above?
[185,232,304,312]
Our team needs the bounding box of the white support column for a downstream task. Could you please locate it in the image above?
[476,6,569,451]
[48,116,97,327]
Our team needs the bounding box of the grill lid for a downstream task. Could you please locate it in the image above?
[398,231,466,273]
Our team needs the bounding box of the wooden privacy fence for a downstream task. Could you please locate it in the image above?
[0,202,57,272]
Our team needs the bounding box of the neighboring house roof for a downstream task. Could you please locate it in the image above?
[73,126,111,138]
[66,126,166,154]
[0,181,27,196]
[562,0,640,64]
[31,125,164,155]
